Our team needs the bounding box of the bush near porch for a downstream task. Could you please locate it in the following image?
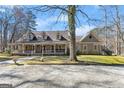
[21,55,124,65]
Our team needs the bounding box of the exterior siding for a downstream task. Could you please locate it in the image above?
[80,43,102,55]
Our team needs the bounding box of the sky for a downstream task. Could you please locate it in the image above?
[35,5,124,36]
[1,5,124,36]
[35,5,103,36]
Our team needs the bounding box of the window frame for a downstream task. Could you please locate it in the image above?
[82,44,87,51]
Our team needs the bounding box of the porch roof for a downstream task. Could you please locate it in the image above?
[8,41,69,45]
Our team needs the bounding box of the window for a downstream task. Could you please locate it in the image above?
[84,46,87,50]
[42,32,47,40]
[94,45,98,50]
[82,45,87,51]
[56,32,61,39]
[29,34,33,40]
[89,35,92,39]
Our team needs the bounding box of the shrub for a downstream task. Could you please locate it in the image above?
[76,50,82,55]
[5,48,11,54]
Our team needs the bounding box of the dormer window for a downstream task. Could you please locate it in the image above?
[42,32,47,40]
[57,32,61,40]
[29,34,33,40]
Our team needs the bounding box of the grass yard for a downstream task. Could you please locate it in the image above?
[22,56,71,65]
[0,53,25,62]
[0,53,12,61]
[78,55,124,64]
[22,55,124,65]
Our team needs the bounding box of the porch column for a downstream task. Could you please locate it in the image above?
[33,44,36,53]
[99,44,101,54]
[31,45,33,54]
[65,44,67,54]
[42,45,44,55]
[54,44,56,54]
[22,44,25,53]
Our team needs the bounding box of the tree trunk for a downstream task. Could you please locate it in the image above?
[3,23,8,51]
[115,6,121,55]
[68,5,77,61]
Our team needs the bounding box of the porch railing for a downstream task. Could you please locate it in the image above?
[19,49,65,54]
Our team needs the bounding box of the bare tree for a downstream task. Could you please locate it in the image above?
[110,6,124,55]
[68,5,77,61]
[0,6,13,52]
[0,6,37,53]
[32,5,93,61]
[9,6,37,43]
[99,5,108,48]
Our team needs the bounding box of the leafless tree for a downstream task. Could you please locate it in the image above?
[0,6,37,52]
[109,6,124,55]
[32,5,94,61]
[99,5,108,48]
[0,6,13,52]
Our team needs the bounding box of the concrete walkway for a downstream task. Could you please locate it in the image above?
[0,56,36,64]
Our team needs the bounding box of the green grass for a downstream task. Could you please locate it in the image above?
[22,55,124,65]
[0,53,25,62]
[77,55,124,64]
[22,56,70,65]
[0,53,11,57]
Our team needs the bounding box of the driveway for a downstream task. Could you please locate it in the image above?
[0,56,37,64]
[0,65,124,88]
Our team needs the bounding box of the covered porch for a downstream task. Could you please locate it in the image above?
[9,43,68,55]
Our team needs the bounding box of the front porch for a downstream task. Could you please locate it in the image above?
[9,43,68,55]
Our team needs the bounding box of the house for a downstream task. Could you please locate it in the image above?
[8,31,105,55]
[76,32,104,55]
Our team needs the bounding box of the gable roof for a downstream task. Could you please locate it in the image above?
[33,31,69,41]
[80,32,102,42]
[16,31,69,43]
[76,36,82,42]
[15,30,104,43]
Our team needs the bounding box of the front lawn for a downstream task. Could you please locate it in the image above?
[22,55,124,65]
[78,55,124,64]
[22,56,71,65]
[0,53,25,62]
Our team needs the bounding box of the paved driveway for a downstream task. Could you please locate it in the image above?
[0,65,124,88]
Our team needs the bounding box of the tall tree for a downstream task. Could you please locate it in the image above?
[0,6,13,51]
[99,5,108,48]
[68,5,77,61]
[25,10,37,32]
[110,6,124,55]
[32,5,93,61]
[9,6,37,43]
